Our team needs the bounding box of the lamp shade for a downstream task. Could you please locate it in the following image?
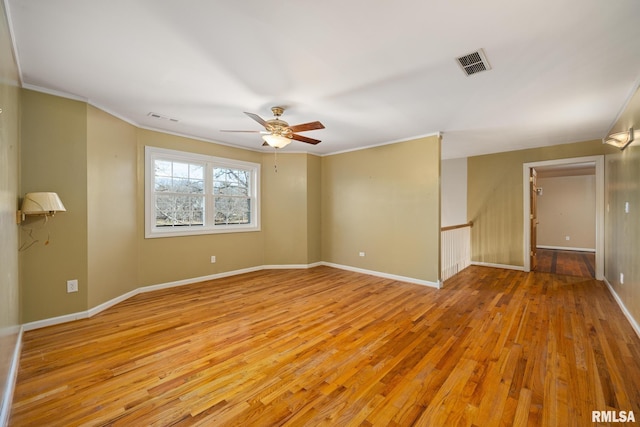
[21,192,66,215]
[262,134,292,149]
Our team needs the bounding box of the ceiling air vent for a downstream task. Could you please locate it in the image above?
[147,112,179,122]
[456,49,491,76]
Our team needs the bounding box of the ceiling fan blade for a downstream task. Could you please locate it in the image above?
[291,133,321,145]
[288,121,325,133]
[244,112,268,128]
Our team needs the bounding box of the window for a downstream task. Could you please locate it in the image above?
[145,146,260,238]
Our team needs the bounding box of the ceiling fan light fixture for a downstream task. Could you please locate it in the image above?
[603,128,634,150]
[262,134,292,149]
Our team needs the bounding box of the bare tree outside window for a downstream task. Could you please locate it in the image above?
[154,160,205,227]
[146,146,260,238]
[213,168,251,225]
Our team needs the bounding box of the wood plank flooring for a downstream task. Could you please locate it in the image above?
[10,266,640,426]
[536,249,596,278]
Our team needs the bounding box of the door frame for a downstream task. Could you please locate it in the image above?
[522,155,604,279]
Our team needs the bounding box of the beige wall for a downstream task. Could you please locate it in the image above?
[306,154,322,264]
[0,0,21,419]
[136,129,266,286]
[605,86,640,327]
[537,174,596,250]
[321,136,441,283]
[262,152,321,265]
[20,90,89,322]
[441,157,467,227]
[87,106,138,307]
[468,140,615,267]
[18,98,327,322]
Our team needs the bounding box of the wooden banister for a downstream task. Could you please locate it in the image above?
[441,221,473,232]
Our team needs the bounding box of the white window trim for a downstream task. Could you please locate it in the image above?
[145,146,260,238]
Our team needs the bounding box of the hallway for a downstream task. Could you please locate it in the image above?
[536,248,595,278]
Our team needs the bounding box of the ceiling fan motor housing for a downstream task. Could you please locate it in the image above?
[266,118,291,136]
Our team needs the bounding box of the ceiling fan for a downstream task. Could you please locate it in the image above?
[221,106,325,148]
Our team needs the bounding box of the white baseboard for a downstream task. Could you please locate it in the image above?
[0,326,22,427]
[321,262,441,289]
[537,245,595,252]
[23,311,89,331]
[137,266,264,294]
[261,262,323,270]
[23,266,266,331]
[87,289,140,318]
[603,277,640,340]
[470,261,525,271]
[22,262,438,331]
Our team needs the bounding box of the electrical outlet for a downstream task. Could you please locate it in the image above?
[359,252,366,257]
[66,279,78,293]
[210,255,216,263]
[565,236,570,241]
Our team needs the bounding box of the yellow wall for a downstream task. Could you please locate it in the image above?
[17,97,330,323]
[306,154,322,264]
[605,87,640,325]
[136,129,265,286]
[321,136,441,283]
[0,0,21,416]
[0,0,20,329]
[262,152,316,265]
[20,90,89,322]
[87,106,138,307]
[467,140,615,267]
[536,174,596,250]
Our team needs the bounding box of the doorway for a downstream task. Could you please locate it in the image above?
[523,156,604,280]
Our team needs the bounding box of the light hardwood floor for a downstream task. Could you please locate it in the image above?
[10,266,640,426]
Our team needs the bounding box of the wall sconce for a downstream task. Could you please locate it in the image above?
[603,128,635,150]
[17,192,66,224]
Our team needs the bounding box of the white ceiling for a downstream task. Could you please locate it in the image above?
[6,0,640,159]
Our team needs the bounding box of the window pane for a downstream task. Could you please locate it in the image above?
[215,196,250,225]
[189,164,203,179]
[155,160,172,177]
[173,162,189,178]
[155,177,172,192]
[154,160,205,194]
[213,167,250,196]
[155,195,174,226]
[189,179,204,194]
[173,178,191,193]
[155,194,204,227]
[147,147,259,236]
[229,198,250,224]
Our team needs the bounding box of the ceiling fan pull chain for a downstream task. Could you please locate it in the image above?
[274,149,278,173]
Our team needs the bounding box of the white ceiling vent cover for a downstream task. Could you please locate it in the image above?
[456,49,491,76]
[147,112,179,122]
